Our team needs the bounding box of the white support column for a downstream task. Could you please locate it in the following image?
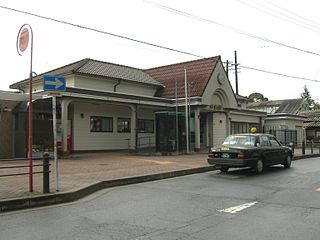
[194,107,201,152]
[129,104,137,152]
[61,98,71,156]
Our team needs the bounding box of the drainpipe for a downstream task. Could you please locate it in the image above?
[114,79,121,92]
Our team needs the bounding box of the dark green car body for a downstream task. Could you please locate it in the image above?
[207,133,293,173]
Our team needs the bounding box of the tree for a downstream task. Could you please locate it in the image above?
[248,92,268,102]
[314,102,320,110]
[301,85,315,110]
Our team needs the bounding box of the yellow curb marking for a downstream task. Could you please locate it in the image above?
[125,157,174,165]
[143,160,174,165]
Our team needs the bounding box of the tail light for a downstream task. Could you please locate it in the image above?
[237,152,245,159]
[208,151,219,158]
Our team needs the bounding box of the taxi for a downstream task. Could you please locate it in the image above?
[207,133,293,173]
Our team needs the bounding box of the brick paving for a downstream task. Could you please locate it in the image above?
[0,147,318,201]
[0,151,209,200]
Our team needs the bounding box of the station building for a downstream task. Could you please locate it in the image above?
[6,56,267,157]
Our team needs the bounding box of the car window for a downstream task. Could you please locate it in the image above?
[223,135,257,146]
[260,136,271,147]
[269,136,281,147]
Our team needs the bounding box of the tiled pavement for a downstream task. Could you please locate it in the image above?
[0,151,209,200]
[0,148,318,201]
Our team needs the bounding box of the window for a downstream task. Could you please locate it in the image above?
[269,136,281,147]
[260,136,271,147]
[223,135,257,146]
[231,122,259,134]
[118,118,131,133]
[90,116,113,132]
[138,119,154,133]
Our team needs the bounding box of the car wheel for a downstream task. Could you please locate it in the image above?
[283,155,292,168]
[255,160,264,173]
[220,167,229,173]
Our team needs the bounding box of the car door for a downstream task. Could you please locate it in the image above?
[268,136,286,163]
[259,135,273,164]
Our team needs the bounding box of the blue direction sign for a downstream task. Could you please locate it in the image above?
[43,75,66,92]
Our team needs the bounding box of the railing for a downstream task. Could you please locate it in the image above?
[0,154,51,193]
[290,140,320,156]
[125,136,156,152]
[137,136,155,149]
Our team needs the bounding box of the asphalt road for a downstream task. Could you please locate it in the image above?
[1,157,320,240]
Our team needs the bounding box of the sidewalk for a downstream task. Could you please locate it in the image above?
[0,149,319,212]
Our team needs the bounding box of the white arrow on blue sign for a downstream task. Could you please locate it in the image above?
[43,75,66,92]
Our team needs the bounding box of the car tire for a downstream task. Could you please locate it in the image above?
[283,155,292,168]
[255,160,264,173]
[220,167,229,173]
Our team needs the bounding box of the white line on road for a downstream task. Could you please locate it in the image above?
[218,201,258,214]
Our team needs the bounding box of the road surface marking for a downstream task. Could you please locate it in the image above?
[126,157,174,165]
[218,201,258,214]
[143,160,174,165]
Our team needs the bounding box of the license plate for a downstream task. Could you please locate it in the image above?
[221,153,230,158]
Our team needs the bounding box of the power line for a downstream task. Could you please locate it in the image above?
[145,0,320,57]
[0,5,204,59]
[265,0,320,29]
[235,0,320,34]
[1,4,320,84]
[240,65,320,83]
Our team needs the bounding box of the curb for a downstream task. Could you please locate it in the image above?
[293,154,320,160]
[0,166,217,213]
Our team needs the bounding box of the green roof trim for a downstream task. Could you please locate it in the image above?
[155,111,185,116]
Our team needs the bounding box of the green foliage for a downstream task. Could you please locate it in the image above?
[300,85,316,110]
[314,102,320,110]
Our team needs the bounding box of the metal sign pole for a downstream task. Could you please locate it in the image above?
[17,24,34,192]
[52,95,59,191]
[184,67,189,153]
[43,75,65,192]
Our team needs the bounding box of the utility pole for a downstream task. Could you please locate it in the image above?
[175,80,179,153]
[234,51,239,95]
[226,60,229,79]
[184,67,190,154]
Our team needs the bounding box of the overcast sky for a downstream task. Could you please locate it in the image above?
[1,0,320,101]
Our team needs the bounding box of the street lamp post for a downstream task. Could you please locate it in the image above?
[17,24,34,192]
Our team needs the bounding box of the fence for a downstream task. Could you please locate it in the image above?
[292,140,320,155]
[126,136,156,152]
[0,154,51,193]
[266,129,297,145]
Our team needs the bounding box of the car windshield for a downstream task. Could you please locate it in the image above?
[222,135,257,146]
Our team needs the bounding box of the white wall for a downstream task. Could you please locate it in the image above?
[72,102,156,151]
[264,118,303,130]
[212,112,227,147]
[230,113,261,123]
[74,76,158,97]
[264,118,305,143]
[202,61,238,108]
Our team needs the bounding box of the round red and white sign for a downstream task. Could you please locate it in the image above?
[18,27,29,52]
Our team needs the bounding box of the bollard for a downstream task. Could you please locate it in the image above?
[43,153,50,193]
[311,140,314,154]
[302,141,305,155]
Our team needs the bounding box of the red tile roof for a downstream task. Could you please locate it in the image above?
[145,56,220,99]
